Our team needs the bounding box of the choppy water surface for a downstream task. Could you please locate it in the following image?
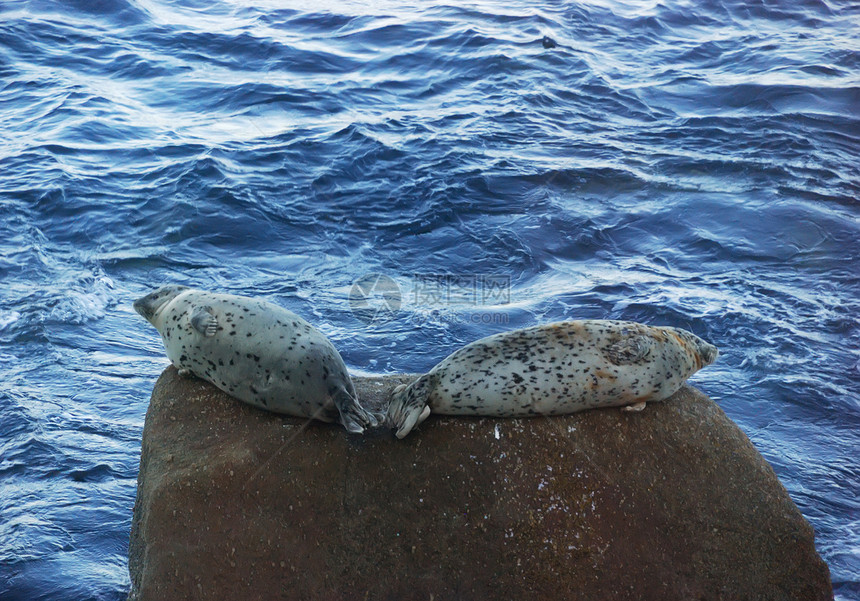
[1,0,858,598]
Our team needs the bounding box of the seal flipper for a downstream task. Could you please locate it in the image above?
[603,331,653,365]
[622,401,647,412]
[395,405,431,439]
[332,387,379,434]
[387,374,434,439]
[190,305,217,337]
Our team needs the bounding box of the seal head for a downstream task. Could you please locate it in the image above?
[665,326,719,371]
[133,285,189,322]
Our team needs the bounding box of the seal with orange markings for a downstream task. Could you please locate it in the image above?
[386,320,718,438]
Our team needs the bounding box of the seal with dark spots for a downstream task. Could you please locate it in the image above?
[134,285,380,434]
[386,320,718,438]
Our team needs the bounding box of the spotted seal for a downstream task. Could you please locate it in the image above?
[387,320,718,438]
[134,285,379,433]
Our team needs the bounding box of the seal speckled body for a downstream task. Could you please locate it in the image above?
[134,285,379,434]
[387,320,718,438]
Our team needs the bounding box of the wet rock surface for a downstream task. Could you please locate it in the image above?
[128,367,832,600]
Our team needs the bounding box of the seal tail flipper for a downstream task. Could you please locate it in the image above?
[386,375,433,438]
[333,388,379,434]
[394,405,431,439]
[385,384,408,427]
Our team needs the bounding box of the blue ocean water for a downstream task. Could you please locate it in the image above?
[0,0,858,598]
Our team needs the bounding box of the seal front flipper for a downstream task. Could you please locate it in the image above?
[190,305,218,337]
[602,331,653,365]
[622,401,647,412]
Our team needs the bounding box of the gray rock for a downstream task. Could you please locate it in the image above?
[128,367,832,600]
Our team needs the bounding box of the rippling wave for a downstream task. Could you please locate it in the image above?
[1,0,858,598]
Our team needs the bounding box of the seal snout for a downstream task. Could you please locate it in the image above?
[699,341,719,366]
[132,296,153,319]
